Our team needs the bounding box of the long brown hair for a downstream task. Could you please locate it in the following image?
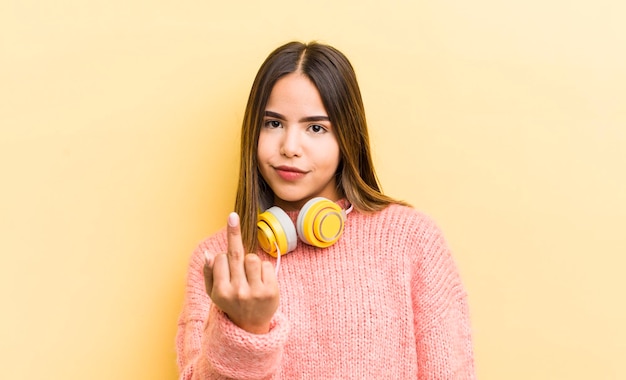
[234,41,407,251]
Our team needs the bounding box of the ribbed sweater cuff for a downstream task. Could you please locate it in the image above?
[203,306,289,379]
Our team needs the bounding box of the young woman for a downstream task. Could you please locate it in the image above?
[176,41,476,379]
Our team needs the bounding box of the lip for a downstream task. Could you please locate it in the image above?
[274,165,307,181]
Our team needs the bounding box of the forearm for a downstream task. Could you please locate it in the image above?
[415,295,476,380]
[177,305,289,380]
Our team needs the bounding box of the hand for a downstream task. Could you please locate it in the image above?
[203,212,279,334]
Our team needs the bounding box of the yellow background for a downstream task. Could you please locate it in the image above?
[1,1,625,379]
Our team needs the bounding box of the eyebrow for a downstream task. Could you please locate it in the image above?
[264,110,330,123]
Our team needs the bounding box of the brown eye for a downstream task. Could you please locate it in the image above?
[309,124,326,133]
[265,120,282,128]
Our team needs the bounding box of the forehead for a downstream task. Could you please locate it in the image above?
[265,73,327,116]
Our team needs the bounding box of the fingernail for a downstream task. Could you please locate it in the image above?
[228,212,239,227]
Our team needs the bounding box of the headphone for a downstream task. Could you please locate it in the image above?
[257,197,348,257]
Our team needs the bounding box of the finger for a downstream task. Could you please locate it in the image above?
[203,251,215,296]
[261,261,277,285]
[226,212,246,281]
[226,212,245,260]
[211,253,231,292]
[244,253,263,285]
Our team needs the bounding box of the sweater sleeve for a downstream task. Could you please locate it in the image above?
[410,214,476,380]
[176,236,290,380]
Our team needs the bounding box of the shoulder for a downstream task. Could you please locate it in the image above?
[353,203,450,256]
[362,203,443,235]
[186,227,228,271]
[199,226,228,254]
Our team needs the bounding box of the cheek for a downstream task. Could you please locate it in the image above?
[319,143,341,171]
[256,134,271,162]
[256,141,267,179]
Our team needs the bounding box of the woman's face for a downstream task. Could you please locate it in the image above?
[257,72,341,211]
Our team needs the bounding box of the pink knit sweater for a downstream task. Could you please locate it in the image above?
[176,204,475,379]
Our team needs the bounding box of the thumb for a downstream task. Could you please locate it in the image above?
[203,250,214,296]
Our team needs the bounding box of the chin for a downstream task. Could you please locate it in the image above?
[276,195,309,204]
[273,193,310,207]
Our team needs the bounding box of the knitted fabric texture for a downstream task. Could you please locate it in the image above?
[176,204,476,379]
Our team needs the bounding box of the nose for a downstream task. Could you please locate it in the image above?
[280,128,302,157]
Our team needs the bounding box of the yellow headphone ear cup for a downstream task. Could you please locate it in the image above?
[257,206,297,257]
[297,197,345,248]
[257,221,279,257]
